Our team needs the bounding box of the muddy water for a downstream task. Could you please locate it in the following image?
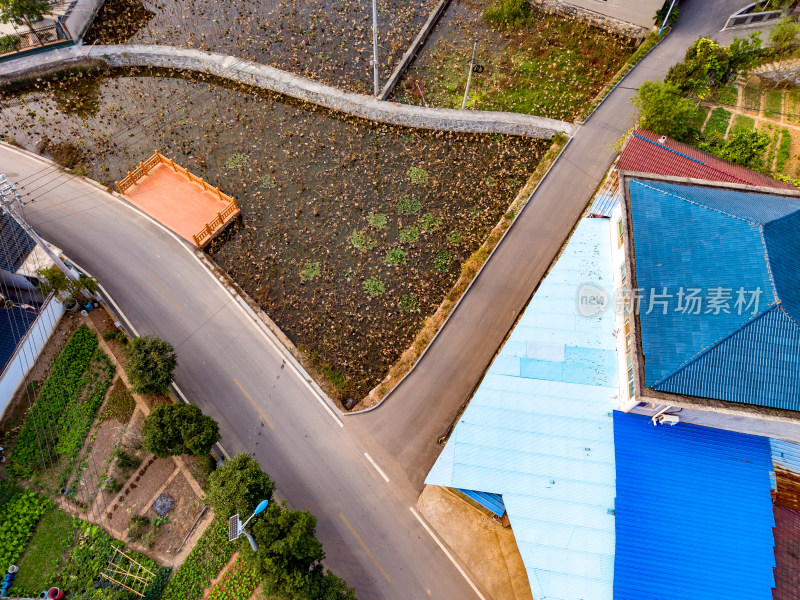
[1,69,545,399]
[84,0,437,93]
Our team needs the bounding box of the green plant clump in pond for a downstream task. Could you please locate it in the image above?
[225,153,250,170]
[399,294,418,313]
[434,251,453,273]
[6,325,110,479]
[0,485,50,570]
[397,195,421,214]
[161,521,236,600]
[385,248,406,266]
[367,212,388,229]
[300,260,321,281]
[363,277,385,297]
[398,225,419,244]
[418,213,443,232]
[407,166,429,184]
[349,229,376,252]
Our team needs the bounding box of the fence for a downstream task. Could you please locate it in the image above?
[115,150,240,248]
[724,2,789,29]
[0,22,69,57]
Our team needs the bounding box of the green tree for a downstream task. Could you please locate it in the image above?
[769,15,800,54]
[204,454,275,520]
[142,403,220,458]
[632,80,701,142]
[36,265,97,300]
[312,571,357,600]
[124,335,177,395]
[245,504,327,600]
[0,0,51,36]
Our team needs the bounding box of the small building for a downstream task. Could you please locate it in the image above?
[0,213,64,412]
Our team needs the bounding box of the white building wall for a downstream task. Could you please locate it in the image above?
[0,298,64,417]
[560,0,663,30]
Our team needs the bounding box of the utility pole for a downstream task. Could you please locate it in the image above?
[0,174,80,283]
[461,39,478,110]
[371,0,380,96]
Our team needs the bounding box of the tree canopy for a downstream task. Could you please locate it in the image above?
[632,80,701,142]
[124,335,177,395]
[142,403,220,458]
[0,0,51,28]
[204,454,275,521]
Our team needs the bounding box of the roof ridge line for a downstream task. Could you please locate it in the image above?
[651,304,780,389]
[758,225,781,301]
[631,132,760,187]
[629,179,756,224]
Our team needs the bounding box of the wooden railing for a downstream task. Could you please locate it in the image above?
[116,150,240,248]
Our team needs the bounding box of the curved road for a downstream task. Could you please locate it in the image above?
[6,148,482,600]
[3,1,762,598]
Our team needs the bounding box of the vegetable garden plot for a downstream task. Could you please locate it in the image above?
[85,0,438,93]
[1,69,545,401]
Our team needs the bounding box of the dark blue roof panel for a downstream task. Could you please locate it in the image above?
[763,211,800,326]
[0,305,38,372]
[613,411,776,600]
[0,213,35,273]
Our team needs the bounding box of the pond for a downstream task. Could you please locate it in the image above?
[1,68,546,400]
[84,0,438,93]
[393,0,635,120]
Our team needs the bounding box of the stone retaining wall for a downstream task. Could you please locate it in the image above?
[0,44,573,139]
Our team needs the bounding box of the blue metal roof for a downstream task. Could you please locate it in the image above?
[628,178,800,410]
[0,305,38,372]
[0,213,35,273]
[426,218,619,600]
[589,171,620,218]
[457,489,506,517]
[613,411,776,600]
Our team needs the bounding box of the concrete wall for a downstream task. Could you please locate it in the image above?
[0,45,573,139]
[532,0,661,38]
[0,297,64,418]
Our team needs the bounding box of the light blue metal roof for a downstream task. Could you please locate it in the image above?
[613,411,776,600]
[628,178,800,410]
[426,218,619,600]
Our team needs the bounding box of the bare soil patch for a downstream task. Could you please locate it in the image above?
[143,470,204,553]
[109,455,176,532]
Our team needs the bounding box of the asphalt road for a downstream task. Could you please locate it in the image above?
[6,148,482,600]
[347,0,764,490]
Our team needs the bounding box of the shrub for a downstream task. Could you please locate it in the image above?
[103,476,121,494]
[143,566,172,600]
[0,34,19,53]
[632,80,701,142]
[701,128,770,169]
[770,15,800,54]
[124,335,177,395]
[127,515,150,542]
[204,453,275,521]
[112,445,140,469]
[36,266,97,300]
[142,403,220,457]
[654,1,679,26]
[666,34,762,95]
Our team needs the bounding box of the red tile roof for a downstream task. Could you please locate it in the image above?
[772,505,800,600]
[619,129,797,190]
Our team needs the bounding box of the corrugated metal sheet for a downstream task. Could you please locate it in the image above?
[0,213,35,273]
[0,305,38,372]
[772,505,800,600]
[457,489,506,516]
[426,218,618,600]
[619,129,796,190]
[628,178,800,411]
[613,411,776,600]
[771,439,800,512]
[589,170,620,218]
